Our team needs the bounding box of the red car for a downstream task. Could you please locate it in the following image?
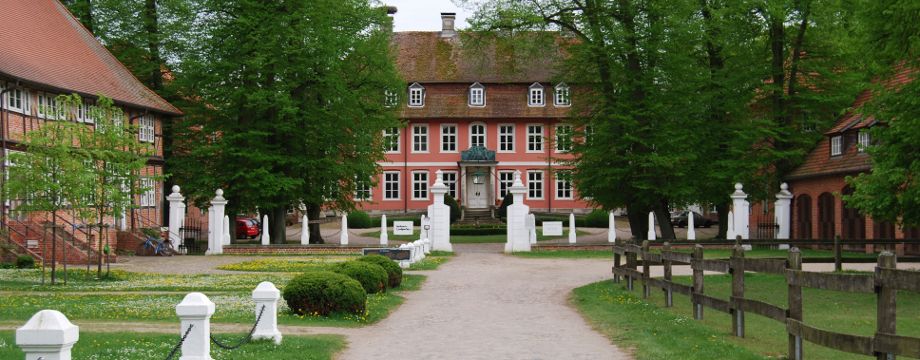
[235,218,260,239]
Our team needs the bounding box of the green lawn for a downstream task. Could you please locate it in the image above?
[0,330,344,360]
[0,268,295,292]
[575,273,920,360]
[216,257,354,272]
[407,251,454,270]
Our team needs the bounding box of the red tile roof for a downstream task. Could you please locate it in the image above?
[0,0,182,115]
[826,67,914,135]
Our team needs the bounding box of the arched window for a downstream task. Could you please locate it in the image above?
[841,186,865,240]
[469,123,486,148]
[796,194,812,239]
[818,192,835,239]
[469,82,485,107]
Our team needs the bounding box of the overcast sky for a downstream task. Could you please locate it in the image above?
[384,0,475,32]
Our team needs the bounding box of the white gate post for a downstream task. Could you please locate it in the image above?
[731,183,750,239]
[16,310,79,360]
[428,170,453,252]
[251,282,282,344]
[260,215,270,245]
[504,170,531,252]
[380,214,388,246]
[647,212,657,240]
[206,189,227,255]
[167,185,185,246]
[527,213,537,244]
[300,214,310,245]
[222,215,231,245]
[608,211,616,243]
[775,183,793,247]
[176,292,215,360]
[340,214,349,245]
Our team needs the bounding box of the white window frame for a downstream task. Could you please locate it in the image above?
[527,170,544,200]
[412,123,429,153]
[469,122,486,148]
[354,177,372,201]
[383,171,400,200]
[140,178,157,207]
[857,131,870,152]
[498,171,515,198]
[138,114,155,143]
[412,171,429,200]
[498,124,515,153]
[555,124,573,152]
[383,127,400,154]
[37,93,59,120]
[442,170,458,199]
[440,124,457,153]
[527,124,544,153]
[76,101,93,123]
[830,135,843,156]
[408,83,425,107]
[555,171,573,200]
[528,83,545,107]
[385,90,398,108]
[469,82,485,107]
[4,85,24,113]
[584,125,595,145]
[554,83,571,107]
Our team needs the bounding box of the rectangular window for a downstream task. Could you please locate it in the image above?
[383,127,400,153]
[5,87,23,112]
[555,124,572,152]
[442,171,457,199]
[527,125,544,152]
[412,124,428,152]
[584,126,595,145]
[499,124,515,152]
[441,124,457,152]
[355,178,372,201]
[384,171,400,200]
[527,171,543,199]
[554,86,571,106]
[412,171,429,200]
[556,171,573,199]
[76,102,93,123]
[138,115,155,143]
[470,87,484,106]
[498,171,515,198]
[830,135,843,156]
[470,124,486,148]
[385,90,398,107]
[140,178,157,207]
[529,88,544,106]
[858,131,870,152]
[408,87,424,107]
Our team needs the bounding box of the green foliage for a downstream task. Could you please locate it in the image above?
[444,195,461,224]
[356,255,402,288]
[15,256,35,269]
[331,261,388,294]
[282,271,366,316]
[497,193,513,218]
[348,211,373,229]
[583,210,608,228]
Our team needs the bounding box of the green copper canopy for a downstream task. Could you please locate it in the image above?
[460,146,496,162]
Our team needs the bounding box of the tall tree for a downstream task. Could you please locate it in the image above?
[170,0,402,243]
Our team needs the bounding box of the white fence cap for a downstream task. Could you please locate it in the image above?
[16,310,79,346]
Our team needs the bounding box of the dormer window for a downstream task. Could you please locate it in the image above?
[830,135,843,156]
[528,83,545,107]
[858,131,870,152]
[408,83,425,107]
[554,83,571,106]
[469,83,485,107]
[385,90,398,108]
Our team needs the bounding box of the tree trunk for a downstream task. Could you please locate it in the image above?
[307,204,324,244]
[655,202,676,240]
[716,202,729,239]
[143,0,163,91]
[625,203,648,240]
[269,206,287,245]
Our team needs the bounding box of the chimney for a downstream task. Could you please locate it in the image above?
[440,12,456,38]
[384,6,397,33]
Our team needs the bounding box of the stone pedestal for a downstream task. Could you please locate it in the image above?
[167,186,185,246]
[251,282,282,344]
[428,170,452,252]
[16,310,79,360]
[176,293,215,360]
[206,189,227,255]
[731,183,750,239]
[505,171,531,252]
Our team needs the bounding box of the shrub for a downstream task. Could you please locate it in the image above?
[584,209,609,228]
[282,271,366,316]
[15,255,35,269]
[445,195,461,224]
[348,211,373,229]
[332,260,388,293]
[497,193,513,218]
[357,255,402,288]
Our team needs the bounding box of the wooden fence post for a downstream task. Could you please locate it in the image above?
[787,247,803,360]
[663,242,673,307]
[876,251,896,360]
[626,241,637,291]
[731,244,745,337]
[613,239,621,284]
[642,240,651,299]
[834,235,842,272]
[692,244,704,320]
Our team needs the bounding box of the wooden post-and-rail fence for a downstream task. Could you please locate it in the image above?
[611,240,920,359]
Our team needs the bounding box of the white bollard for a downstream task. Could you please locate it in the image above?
[608,211,616,243]
[340,214,349,245]
[727,210,736,240]
[16,310,79,360]
[261,214,270,245]
[687,211,696,240]
[251,282,282,344]
[568,213,577,244]
[647,212,657,240]
[380,214,388,246]
[528,213,537,244]
[300,214,310,245]
[176,292,215,360]
[223,215,231,245]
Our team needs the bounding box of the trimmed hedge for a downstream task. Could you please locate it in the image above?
[332,260,388,293]
[357,255,402,288]
[348,211,373,229]
[16,255,34,269]
[282,271,366,316]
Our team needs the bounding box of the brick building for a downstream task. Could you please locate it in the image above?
[0,0,182,261]
[360,13,591,216]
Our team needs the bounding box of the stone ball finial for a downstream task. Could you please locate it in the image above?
[780,182,789,191]
[216,189,224,197]
[734,183,743,191]
[172,185,181,193]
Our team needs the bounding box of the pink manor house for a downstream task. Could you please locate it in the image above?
[358,13,592,215]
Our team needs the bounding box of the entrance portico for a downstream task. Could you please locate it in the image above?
[459,146,497,210]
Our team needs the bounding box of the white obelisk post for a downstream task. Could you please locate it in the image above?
[300,214,309,245]
[647,211,656,241]
[608,211,617,243]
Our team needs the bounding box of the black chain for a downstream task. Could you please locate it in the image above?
[165,324,194,360]
[210,305,267,350]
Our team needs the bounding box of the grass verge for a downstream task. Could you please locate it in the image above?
[407,251,454,270]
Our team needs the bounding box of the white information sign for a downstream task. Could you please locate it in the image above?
[542,221,563,236]
[393,221,414,235]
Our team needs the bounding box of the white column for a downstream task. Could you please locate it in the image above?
[260,214,270,245]
[167,185,185,246]
[222,215,231,245]
[687,212,696,240]
[568,213,577,244]
[727,210,736,240]
[340,214,349,245]
[647,212,656,240]
[206,189,227,255]
[608,211,616,243]
[527,213,537,244]
[428,170,453,252]
[504,170,531,252]
[730,183,750,239]
[775,183,793,240]
[16,310,79,360]
[175,292,215,360]
[300,214,310,245]
[380,214,388,246]
[251,282,282,344]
